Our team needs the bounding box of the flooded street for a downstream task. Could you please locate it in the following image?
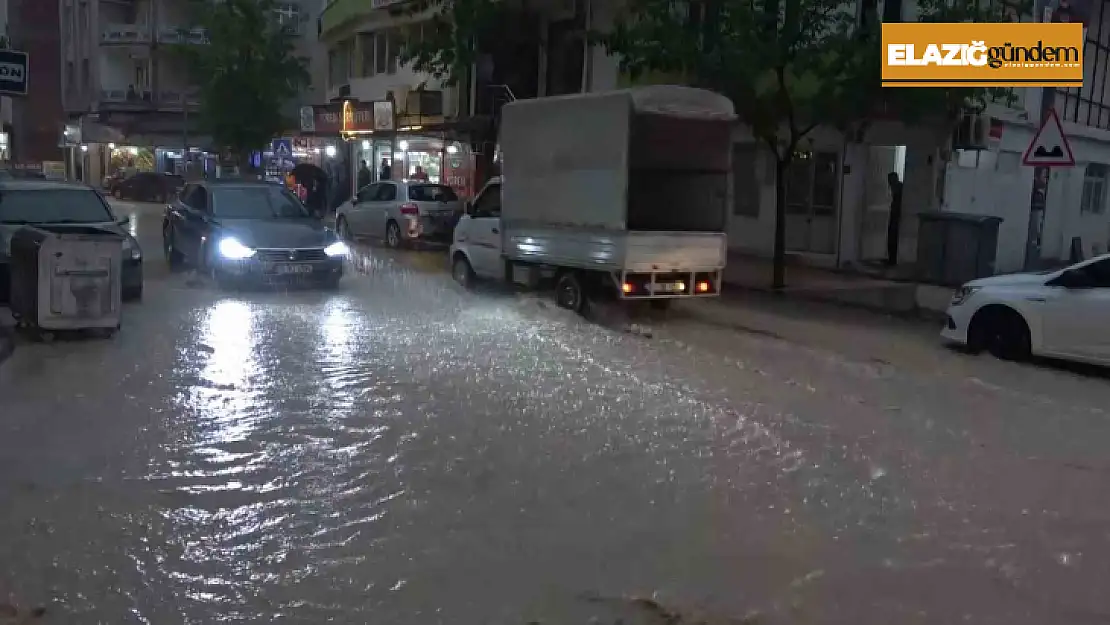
[4,200,1110,624]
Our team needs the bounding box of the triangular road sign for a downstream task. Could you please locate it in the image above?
[1023,108,1075,167]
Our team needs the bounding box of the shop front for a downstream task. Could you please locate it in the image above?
[296,99,480,205]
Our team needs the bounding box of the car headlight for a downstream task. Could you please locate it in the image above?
[218,237,255,259]
[324,241,349,257]
[951,285,980,306]
[121,237,142,260]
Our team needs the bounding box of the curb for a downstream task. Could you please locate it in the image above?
[0,327,13,366]
[720,281,946,324]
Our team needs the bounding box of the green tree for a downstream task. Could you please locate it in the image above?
[174,0,309,172]
[604,0,1020,288]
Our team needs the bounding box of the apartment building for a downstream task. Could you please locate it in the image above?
[61,0,327,181]
[317,0,613,196]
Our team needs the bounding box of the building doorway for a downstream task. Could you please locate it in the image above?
[785,150,840,254]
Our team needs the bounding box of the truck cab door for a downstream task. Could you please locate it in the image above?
[467,183,503,278]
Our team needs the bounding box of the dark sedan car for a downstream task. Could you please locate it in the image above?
[0,180,144,303]
[112,172,185,203]
[162,180,347,289]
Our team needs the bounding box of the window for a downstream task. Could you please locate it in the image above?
[328,40,352,88]
[66,61,74,95]
[472,184,502,217]
[375,30,388,74]
[1079,257,1110,287]
[375,183,397,201]
[1055,0,1110,129]
[408,184,458,202]
[1081,163,1108,214]
[184,186,208,212]
[386,28,399,74]
[357,183,379,202]
[0,190,114,224]
[732,144,759,217]
[272,3,302,34]
[358,33,375,77]
[212,187,310,219]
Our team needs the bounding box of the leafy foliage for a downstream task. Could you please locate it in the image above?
[395,0,507,85]
[174,0,309,165]
[603,0,1024,287]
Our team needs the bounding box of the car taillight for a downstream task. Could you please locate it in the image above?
[400,203,419,215]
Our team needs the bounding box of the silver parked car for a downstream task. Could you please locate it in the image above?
[334,181,462,247]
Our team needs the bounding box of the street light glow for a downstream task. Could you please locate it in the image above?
[325,144,337,158]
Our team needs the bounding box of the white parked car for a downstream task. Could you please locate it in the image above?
[334,181,463,248]
[941,253,1110,365]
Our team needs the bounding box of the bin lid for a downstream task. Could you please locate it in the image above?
[918,211,1003,224]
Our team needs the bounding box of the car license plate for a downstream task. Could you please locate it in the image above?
[648,282,683,293]
[275,264,313,275]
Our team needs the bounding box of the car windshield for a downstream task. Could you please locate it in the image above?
[211,186,312,220]
[408,184,458,202]
[0,189,115,224]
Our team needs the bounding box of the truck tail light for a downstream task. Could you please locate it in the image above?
[400,203,419,215]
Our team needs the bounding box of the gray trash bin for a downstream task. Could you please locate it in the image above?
[916,212,1002,287]
[9,225,123,335]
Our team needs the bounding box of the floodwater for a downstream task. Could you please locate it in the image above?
[2,201,1110,624]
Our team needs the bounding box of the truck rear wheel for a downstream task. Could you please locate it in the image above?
[554,272,585,314]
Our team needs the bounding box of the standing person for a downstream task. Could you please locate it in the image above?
[357,160,371,190]
[379,158,392,182]
[411,165,429,182]
[885,171,904,267]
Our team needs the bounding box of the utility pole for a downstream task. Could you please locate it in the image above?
[1022,0,1066,270]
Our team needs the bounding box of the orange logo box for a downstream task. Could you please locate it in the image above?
[881,22,1084,87]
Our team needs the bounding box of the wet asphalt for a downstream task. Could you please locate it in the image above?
[2,199,1110,624]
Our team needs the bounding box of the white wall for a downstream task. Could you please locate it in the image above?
[941,112,1110,274]
[341,60,434,103]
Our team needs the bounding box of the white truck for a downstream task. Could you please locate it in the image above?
[450,85,735,312]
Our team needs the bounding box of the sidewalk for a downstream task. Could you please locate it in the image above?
[0,324,12,366]
[721,253,953,318]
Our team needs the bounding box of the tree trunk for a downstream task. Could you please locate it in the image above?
[772,155,789,290]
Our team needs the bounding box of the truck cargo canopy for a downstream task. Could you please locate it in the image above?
[625,85,736,121]
[499,86,734,232]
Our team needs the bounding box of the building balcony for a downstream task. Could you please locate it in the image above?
[157,89,201,109]
[97,88,202,112]
[99,88,155,110]
[101,23,152,45]
[156,27,210,45]
[319,0,408,39]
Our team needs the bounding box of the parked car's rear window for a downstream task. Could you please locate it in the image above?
[408,184,458,202]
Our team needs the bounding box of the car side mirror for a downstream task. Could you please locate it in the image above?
[465,202,475,216]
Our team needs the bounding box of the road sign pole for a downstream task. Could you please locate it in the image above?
[1023,0,1061,271]
[1023,90,1055,272]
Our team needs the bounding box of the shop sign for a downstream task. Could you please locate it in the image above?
[300,101,393,135]
[0,49,28,97]
[302,103,342,135]
[374,100,394,131]
[341,100,374,133]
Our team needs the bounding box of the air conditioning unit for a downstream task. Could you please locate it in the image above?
[953,113,990,151]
